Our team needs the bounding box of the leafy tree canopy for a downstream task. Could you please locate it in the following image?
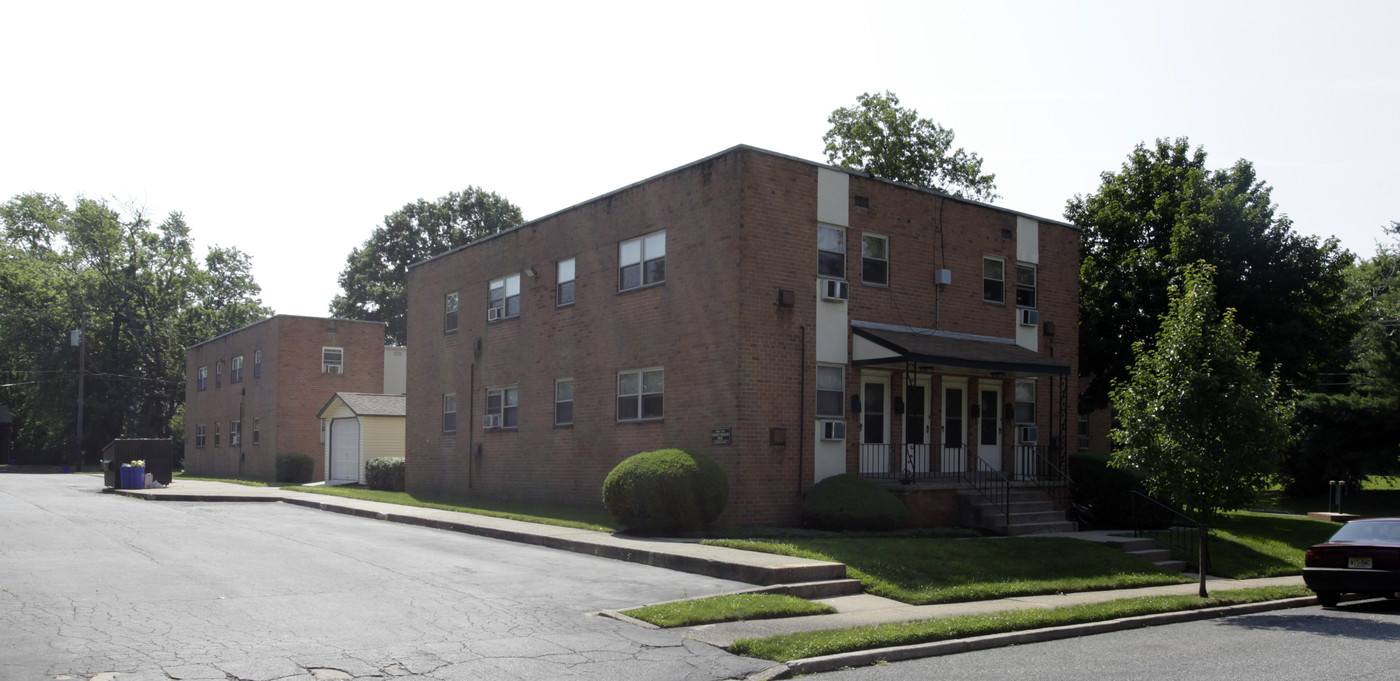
[0,193,270,465]
[1111,262,1292,595]
[823,91,998,202]
[1070,138,1360,411]
[1351,221,1400,404]
[329,188,523,345]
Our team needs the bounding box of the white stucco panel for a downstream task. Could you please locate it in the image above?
[853,335,900,363]
[814,280,848,364]
[813,430,846,482]
[1016,216,1039,264]
[817,168,849,227]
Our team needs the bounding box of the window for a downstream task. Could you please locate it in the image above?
[231,356,243,383]
[214,424,221,447]
[445,292,459,332]
[983,257,1005,304]
[818,224,845,279]
[555,378,574,426]
[252,418,260,445]
[862,234,888,286]
[617,368,663,421]
[323,347,343,374]
[1016,264,1037,308]
[557,258,576,306]
[1078,413,1090,451]
[253,350,262,378]
[1015,380,1036,424]
[488,274,521,320]
[441,394,457,433]
[216,360,223,388]
[195,424,206,448]
[816,365,845,418]
[197,366,208,391]
[619,231,665,291]
[485,386,519,429]
[230,419,241,447]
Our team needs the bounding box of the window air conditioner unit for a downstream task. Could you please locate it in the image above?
[821,279,848,302]
[487,307,502,321]
[483,414,502,430]
[324,365,342,375]
[820,420,846,441]
[1018,308,1039,327]
[1019,425,1039,443]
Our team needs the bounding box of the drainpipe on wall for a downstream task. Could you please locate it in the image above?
[796,325,806,501]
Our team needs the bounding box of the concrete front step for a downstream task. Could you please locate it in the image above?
[1154,559,1189,572]
[1005,520,1078,535]
[753,579,866,599]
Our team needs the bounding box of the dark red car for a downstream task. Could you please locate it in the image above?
[1303,517,1400,607]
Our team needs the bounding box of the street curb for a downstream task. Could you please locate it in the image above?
[756,596,1318,678]
[104,488,278,502]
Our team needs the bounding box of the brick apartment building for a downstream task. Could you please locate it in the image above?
[404,145,1079,526]
[183,315,406,481]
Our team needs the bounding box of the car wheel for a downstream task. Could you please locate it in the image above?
[1316,591,1341,607]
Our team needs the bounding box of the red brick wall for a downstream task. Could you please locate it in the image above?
[404,146,1080,525]
[183,315,386,480]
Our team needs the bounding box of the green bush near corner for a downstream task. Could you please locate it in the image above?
[602,449,729,533]
[275,453,315,484]
[800,473,908,531]
[366,457,405,491]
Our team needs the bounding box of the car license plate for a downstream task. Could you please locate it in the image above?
[1348,557,1373,569]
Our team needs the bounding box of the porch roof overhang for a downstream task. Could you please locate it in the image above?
[851,322,1070,377]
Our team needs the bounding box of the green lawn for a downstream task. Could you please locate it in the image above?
[1253,476,1400,517]
[622,593,836,628]
[171,472,290,488]
[728,585,1312,662]
[705,536,1191,605]
[1149,510,1341,578]
[285,485,620,532]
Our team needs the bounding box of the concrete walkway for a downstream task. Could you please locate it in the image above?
[103,477,1315,679]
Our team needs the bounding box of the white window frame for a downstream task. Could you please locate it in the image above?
[213,424,221,447]
[231,356,243,383]
[1016,263,1037,309]
[983,256,1006,304]
[618,231,666,291]
[816,364,845,418]
[1015,379,1037,425]
[322,347,344,374]
[252,417,260,445]
[818,224,846,280]
[230,419,241,447]
[557,258,576,306]
[442,394,457,433]
[617,367,664,421]
[485,386,519,429]
[215,360,223,388]
[445,291,459,332]
[861,233,889,286]
[555,378,574,426]
[489,274,521,320]
[197,366,207,391]
[195,424,206,448]
[254,350,262,378]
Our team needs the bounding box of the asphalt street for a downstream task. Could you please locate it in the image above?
[0,474,769,681]
[803,598,1400,680]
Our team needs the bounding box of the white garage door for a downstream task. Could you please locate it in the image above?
[330,419,360,483]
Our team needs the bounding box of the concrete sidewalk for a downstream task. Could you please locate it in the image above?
[102,477,1315,679]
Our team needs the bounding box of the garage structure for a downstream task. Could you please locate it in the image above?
[317,393,406,484]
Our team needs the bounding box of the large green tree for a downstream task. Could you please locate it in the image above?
[1111,263,1292,597]
[0,194,270,467]
[823,91,998,202]
[1071,138,1359,412]
[1352,221,1400,404]
[329,188,523,345]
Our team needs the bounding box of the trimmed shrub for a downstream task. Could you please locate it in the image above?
[275,452,315,484]
[602,449,729,533]
[366,457,405,491]
[800,473,908,531]
[1069,452,1172,530]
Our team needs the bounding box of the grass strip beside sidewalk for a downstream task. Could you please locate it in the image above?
[624,594,836,628]
[728,585,1313,662]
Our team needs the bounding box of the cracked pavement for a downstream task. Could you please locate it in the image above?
[0,475,769,680]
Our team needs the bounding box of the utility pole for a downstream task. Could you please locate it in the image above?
[72,312,87,472]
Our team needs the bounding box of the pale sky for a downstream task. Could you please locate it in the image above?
[3,0,1396,318]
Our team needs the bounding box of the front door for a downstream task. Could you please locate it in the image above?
[978,383,1002,471]
[860,375,890,473]
[941,379,967,473]
[904,377,931,472]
